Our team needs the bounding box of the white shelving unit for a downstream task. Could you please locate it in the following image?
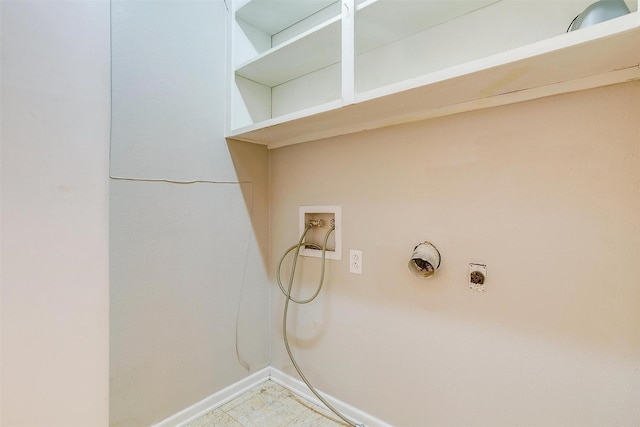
[229,0,344,130]
[227,0,640,149]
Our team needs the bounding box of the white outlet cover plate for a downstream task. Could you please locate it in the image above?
[350,249,362,274]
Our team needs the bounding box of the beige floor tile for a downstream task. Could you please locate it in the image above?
[288,396,349,426]
[225,385,310,427]
[221,381,293,412]
[186,380,352,427]
[185,408,243,427]
[288,410,349,427]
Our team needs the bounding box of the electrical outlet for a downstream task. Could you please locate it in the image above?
[350,250,362,274]
[469,263,487,292]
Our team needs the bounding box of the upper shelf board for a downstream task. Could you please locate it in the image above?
[227,12,640,149]
[235,16,342,87]
[355,0,499,54]
[236,0,338,35]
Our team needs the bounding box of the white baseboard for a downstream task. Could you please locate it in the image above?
[269,367,392,427]
[153,366,391,427]
[153,367,270,427]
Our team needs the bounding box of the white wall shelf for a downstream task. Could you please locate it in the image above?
[227,1,640,149]
[355,0,499,55]
[235,16,342,88]
[235,0,337,35]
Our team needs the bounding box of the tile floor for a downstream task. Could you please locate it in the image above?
[185,380,349,427]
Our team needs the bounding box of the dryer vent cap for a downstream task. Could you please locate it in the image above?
[408,241,441,279]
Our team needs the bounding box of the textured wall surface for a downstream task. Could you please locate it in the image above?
[1,1,111,425]
[270,81,640,426]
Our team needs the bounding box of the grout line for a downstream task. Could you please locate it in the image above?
[225,411,246,427]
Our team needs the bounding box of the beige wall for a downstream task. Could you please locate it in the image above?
[1,1,110,425]
[270,81,640,426]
